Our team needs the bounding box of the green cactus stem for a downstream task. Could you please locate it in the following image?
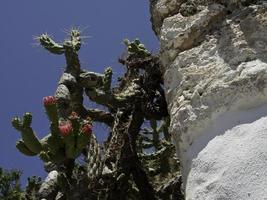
[49,123,63,144]
[38,30,85,121]
[38,34,65,55]
[39,151,51,163]
[23,112,32,127]
[12,117,22,131]
[39,150,65,163]
[38,29,82,58]
[68,29,81,51]
[39,134,50,150]
[85,78,141,110]
[63,134,76,159]
[12,114,43,154]
[44,134,63,155]
[20,127,43,154]
[123,38,150,58]
[38,29,82,75]
[16,140,37,156]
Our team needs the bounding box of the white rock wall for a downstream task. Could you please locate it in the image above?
[186,104,267,199]
[150,0,267,198]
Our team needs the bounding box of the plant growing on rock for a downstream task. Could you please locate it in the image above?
[12,29,184,199]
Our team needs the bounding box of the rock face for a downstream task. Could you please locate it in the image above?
[150,0,267,198]
[186,115,267,199]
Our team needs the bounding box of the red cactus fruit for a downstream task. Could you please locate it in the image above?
[59,121,72,136]
[43,96,57,106]
[81,123,92,136]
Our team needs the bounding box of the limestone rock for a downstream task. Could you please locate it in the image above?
[151,0,267,198]
[150,0,183,35]
[186,115,267,199]
[160,3,226,66]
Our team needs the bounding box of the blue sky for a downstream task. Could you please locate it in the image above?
[0,1,158,185]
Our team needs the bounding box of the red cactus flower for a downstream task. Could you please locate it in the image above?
[81,123,92,136]
[59,121,72,136]
[69,111,79,120]
[43,96,57,106]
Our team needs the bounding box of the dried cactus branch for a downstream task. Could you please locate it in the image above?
[83,108,114,127]
[79,71,104,89]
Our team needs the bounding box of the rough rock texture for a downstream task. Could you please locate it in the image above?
[150,0,267,198]
[186,114,267,199]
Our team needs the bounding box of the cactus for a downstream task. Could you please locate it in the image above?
[64,29,81,52]
[38,34,65,55]
[12,31,183,199]
[86,134,103,183]
[12,97,92,165]
[58,121,73,137]
[16,140,37,156]
[12,113,42,154]
[102,67,113,93]
[124,38,150,58]
[43,96,58,124]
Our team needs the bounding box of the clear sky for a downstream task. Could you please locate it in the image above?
[0,0,158,185]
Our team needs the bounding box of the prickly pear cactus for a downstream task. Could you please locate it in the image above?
[12,29,184,200]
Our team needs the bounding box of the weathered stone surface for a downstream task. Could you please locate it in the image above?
[150,0,258,36]
[160,3,226,66]
[151,0,267,198]
[150,0,183,35]
[186,110,267,199]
